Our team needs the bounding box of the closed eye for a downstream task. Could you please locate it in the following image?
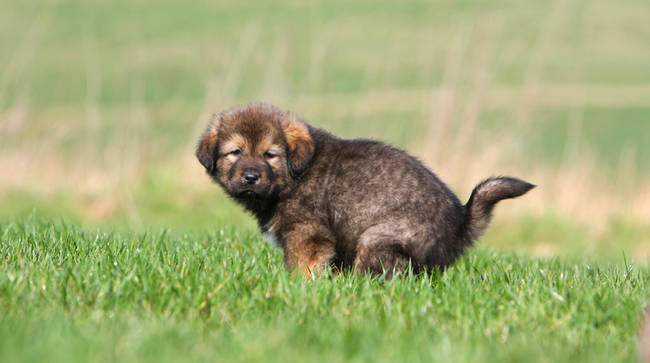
[264,152,277,159]
[230,149,242,156]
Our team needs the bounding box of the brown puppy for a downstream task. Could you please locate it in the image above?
[196,103,534,277]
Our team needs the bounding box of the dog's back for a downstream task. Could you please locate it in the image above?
[286,128,534,272]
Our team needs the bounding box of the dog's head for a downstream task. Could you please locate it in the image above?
[196,103,315,201]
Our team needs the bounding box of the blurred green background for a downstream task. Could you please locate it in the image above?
[1,0,649,261]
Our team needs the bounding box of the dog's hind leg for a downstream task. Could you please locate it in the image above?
[355,242,411,278]
[354,224,415,278]
[283,223,336,277]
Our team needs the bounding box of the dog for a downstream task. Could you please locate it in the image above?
[196,103,534,277]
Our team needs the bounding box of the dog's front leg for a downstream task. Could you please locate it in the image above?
[282,223,335,277]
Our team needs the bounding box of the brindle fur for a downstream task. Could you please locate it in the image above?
[196,103,535,277]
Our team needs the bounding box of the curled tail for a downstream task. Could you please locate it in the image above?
[464,177,535,240]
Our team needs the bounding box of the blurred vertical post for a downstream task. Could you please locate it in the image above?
[642,308,650,363]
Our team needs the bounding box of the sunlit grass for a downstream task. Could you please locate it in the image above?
[1,1,650,360]
[1,217,648,362]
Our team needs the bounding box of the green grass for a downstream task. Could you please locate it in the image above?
[1,217,649,362]
[2,0,650,221]
[480,107,650,176]
[2,1,650,360]
[2,0,650,162]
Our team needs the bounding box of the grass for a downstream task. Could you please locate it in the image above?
[479,107,650,175]
[1,216,649,362]
[2,0,650,361]
[2,0,650,233]
[2,0,650,163]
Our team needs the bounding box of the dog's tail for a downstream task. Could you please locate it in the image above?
[464,177,535,240]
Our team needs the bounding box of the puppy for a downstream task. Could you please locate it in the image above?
[196,103,534,277]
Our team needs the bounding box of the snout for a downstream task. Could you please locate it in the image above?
[228,161,272,199]
[241,169,260,185]
[231,165,271,198]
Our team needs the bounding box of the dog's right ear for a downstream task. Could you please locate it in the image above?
[196,113,221,173]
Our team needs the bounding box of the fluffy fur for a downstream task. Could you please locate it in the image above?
[196,103,534,277]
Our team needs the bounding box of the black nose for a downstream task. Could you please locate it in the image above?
[243,172,259,184]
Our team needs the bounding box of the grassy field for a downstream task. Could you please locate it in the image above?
[1,0,649,256]
[2,0,650,361]
[1,218,648,362]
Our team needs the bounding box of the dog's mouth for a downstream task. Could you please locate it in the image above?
[238,190,257,197]
[232,184,270,200]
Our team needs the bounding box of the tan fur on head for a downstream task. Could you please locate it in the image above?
[196,113,221,172]
[281,113,314,176]
[196,103,314,202]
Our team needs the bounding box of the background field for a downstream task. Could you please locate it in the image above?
[1,0,649,361]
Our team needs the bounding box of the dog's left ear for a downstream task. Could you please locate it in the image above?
[281,114,315,177]
[196,113,221,174]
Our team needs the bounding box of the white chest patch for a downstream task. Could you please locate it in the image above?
[262,231,280,248]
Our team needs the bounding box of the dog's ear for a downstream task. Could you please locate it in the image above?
[196,113,221,173]
[281,114,315,177]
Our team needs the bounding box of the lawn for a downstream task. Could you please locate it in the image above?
[2,0,650,361]
[1,217,648,362]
